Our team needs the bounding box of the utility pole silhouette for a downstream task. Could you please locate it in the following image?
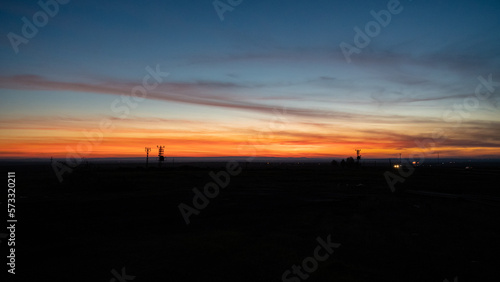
[157,145,165,168]
[355,149,362,163]
[145,147,151,168]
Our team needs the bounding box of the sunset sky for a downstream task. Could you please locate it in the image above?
[1,0,500,159]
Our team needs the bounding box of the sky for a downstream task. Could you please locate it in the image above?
[0,0,500,160]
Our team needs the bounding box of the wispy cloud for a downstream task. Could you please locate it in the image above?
[0,74,417,122]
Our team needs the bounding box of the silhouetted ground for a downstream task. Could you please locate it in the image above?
[2,161,499,281]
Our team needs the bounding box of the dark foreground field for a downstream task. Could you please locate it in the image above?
[2,161,500,282]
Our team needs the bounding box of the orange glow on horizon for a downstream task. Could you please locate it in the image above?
[1,136,499,159]
[2,114,499,159]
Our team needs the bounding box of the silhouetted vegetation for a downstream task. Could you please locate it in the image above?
[333,156,359,169]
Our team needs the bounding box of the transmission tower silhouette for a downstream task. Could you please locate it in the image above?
[355,149,362,163]
[145,147,151,168]
[157,145,165,168]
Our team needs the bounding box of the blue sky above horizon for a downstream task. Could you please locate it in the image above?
[1,0,500,158]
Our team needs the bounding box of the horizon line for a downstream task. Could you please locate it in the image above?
[2,156,500,162]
